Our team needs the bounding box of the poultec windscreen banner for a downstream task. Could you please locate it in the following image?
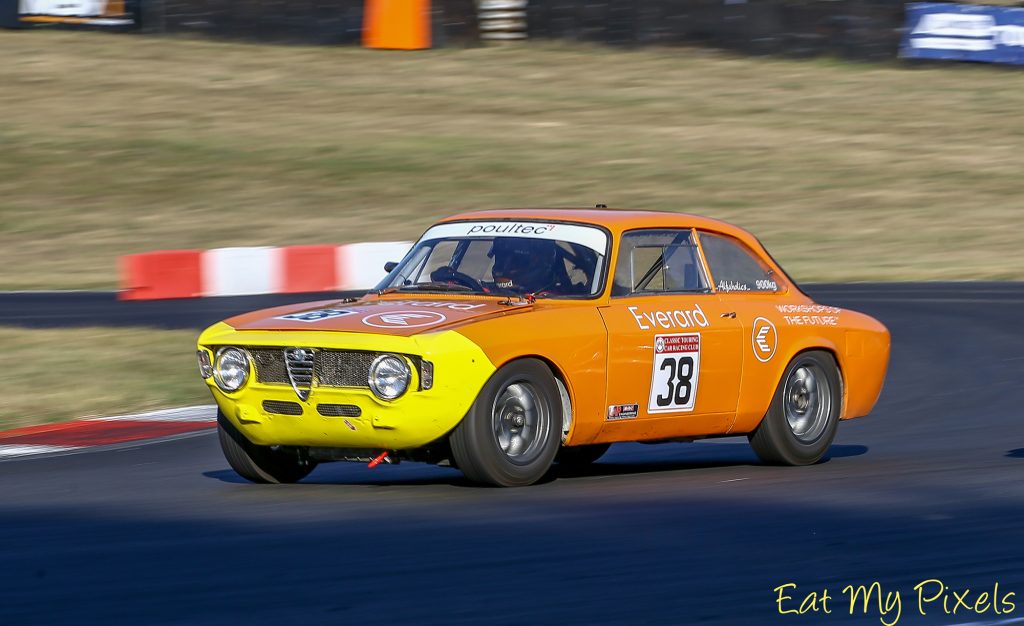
[902,2,1024,65]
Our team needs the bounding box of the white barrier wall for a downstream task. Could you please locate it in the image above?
[202,247,281,296]
[337,241,414,290]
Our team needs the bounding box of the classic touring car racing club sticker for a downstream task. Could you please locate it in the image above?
[649,333,701,413]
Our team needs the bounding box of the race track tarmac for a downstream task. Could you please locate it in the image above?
[1,284,1023,625]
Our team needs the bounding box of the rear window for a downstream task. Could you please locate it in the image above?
[698,232,780,293]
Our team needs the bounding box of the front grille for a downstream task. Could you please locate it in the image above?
[284,347,315,401]
[250,348,381,389]
[317,404,362,417]
[246,348,422,398]
[317,351,377,387]
[263,400,303,416]
[251,349,289,384]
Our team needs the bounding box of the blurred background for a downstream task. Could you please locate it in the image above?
[2,5,1023,626]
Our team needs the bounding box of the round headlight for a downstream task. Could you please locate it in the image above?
[214,347,250,392]
[368,354,411,400]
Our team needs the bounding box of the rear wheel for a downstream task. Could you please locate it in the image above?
[748,351,841,466]
[217,411,317,483]
[449,359,561,487]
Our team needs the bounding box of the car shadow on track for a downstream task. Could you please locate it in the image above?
[1007,448,1024,458]
[552,442,868,480]
[202,443,869,487]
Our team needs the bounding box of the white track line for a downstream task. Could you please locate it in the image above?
[0,445,82,458]
[81,405,217,422]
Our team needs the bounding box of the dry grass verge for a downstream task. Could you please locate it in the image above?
[1,32,1022,289]
[0,327,208,429]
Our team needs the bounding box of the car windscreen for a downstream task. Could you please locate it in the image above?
[376,221,608,298]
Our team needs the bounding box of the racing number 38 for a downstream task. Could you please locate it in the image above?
[648,334,701,413]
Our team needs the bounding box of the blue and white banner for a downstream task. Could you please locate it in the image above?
[902,3,1024,65]
[905,3,1024,64]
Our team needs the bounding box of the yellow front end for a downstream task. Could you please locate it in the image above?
[197,323,496,450]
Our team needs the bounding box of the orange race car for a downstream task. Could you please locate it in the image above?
[197,208,890,486]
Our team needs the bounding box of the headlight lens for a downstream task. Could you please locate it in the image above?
[197,350,213,379]
[214,347,250,392]
[368,354,411,400]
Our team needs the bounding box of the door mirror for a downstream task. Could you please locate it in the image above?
[383,261,399,273]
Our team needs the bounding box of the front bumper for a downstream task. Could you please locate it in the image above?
[198,323,495,450]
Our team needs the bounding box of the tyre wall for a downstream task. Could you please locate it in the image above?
[527,0,905,60]
[0,0,905,58]
[144,0,480,46]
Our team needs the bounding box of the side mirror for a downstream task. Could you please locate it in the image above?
[383,261,399,273]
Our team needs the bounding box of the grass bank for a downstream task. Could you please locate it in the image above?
[1,32,1022,288]
[0,327,209,429]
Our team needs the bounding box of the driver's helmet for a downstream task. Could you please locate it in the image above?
[489,237,558,293]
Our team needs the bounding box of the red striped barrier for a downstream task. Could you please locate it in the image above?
[119,250,203,301]
[280,245,339,294]
[118,242,412,300]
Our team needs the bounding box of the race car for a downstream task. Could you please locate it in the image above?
[197,208,890,486]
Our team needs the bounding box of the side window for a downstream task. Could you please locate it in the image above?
[613,229,709,297]
[698,232,780,293]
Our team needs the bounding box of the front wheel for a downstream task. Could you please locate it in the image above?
[449,359,562,487]
[748,351,842,466]
[217,411,317,483]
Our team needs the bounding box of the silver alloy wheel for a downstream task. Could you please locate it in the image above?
[492,382,549,465]
[783,363,832,444]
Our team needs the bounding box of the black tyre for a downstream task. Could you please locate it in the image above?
[449,359,562,487]
[556,443,611,467]
[217,411,317,484]
[748,351,842,466]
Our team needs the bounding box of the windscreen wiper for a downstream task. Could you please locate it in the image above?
[399,282,475,292]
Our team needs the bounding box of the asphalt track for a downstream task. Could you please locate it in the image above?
[1,283,1023,625]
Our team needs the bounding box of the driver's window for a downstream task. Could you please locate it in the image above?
[613,229,708,297]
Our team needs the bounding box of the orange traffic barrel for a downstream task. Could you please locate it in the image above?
[363,0,432,50]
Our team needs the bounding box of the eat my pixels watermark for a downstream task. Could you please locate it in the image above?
[774,580,1016,625]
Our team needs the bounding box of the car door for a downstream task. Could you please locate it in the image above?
[598,229,743,441]
[696,230,793,427]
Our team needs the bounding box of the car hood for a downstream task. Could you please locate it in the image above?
[223,297,533,337]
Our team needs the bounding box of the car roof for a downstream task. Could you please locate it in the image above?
[438,208,804,297]
[438,207,757,242]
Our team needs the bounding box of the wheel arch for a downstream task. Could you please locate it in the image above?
[775,344,847,421]
[737,339,847,434]
[492,354,575,442]
[447,354,566,486]
[746,345,844,466]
